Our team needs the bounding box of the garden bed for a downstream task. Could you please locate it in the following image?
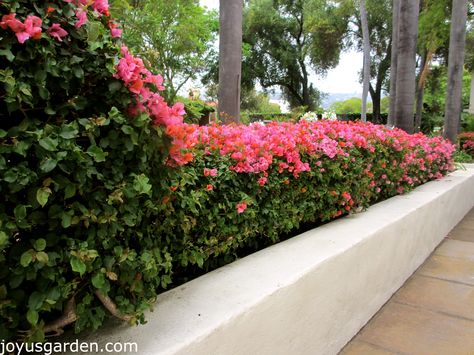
[67,164,474,355]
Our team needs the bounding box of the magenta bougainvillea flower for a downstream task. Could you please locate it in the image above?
[47,23,68,41]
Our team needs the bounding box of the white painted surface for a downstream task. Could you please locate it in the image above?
[69,165,474,355]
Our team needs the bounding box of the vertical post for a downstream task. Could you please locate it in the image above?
[218,0,243,123]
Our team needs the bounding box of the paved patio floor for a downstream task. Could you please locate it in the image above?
[340,208,474,355]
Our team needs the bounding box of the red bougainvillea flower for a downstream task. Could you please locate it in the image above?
[47,23,68,41]
[236,202,248,214]
[206,184,213,191]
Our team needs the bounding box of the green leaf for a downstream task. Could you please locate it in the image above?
[64,184,76,199]
[59,124,79,139]
[36,187,51,207]
[73,66,84,78]
[35,251,49,264]
[20,250,35,267]
[34,239,47,252]
[0,49,14,61]
[121,125,134,135]
[91,273,106,289]
[87,145,107,162]
[133,174,152,196]
[70,256,86,276]
[39,137,58,151]
[87,22,101,43]
[0,231,7,249]
[44,107,56,115]
[61,212,72,228]
[28,292,45,311]
[26,309,39,326]
[14,205,27,220]
[40,158,57,173]
[0,129,7,138]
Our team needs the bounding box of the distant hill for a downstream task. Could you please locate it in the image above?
[268,90,373,111]
[322,93,365,109]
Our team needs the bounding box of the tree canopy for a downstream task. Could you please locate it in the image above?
[241,0,351,111]
[110,0,218,102]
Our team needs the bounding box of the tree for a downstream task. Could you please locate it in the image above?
[110,0,218,102]
[394,0,420,133]
[242,0,350,111]
[388,0,400,126]
[443,0,468,143]
[360,0,370,122]
[415,0,451,132]
[218,0,244,123]
[466,29,474,114]
[351,0,393,123]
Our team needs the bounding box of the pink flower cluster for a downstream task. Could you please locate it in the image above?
[114,46,185,128]
[459,132,474,157]
[1,13,42,44]
[165,120,455,187]
[1,1,121,44]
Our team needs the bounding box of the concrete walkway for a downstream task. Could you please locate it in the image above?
[340,208,474,355]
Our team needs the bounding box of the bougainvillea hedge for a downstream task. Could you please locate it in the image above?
[0,0,456,343]
[459,132,474,157]
[160,121,454,269]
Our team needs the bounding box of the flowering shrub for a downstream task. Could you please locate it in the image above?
[159,120,454,271]
[300,111,319,121]
[459,132,474,157]
[0,0,182,341]
[0,0,456,343]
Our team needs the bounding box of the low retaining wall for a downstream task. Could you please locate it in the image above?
[71,164,474,355]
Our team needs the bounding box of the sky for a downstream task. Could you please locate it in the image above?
[199,0,363,95]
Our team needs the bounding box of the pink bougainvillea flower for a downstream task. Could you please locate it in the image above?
[47,23,68,42]
[204,168,218,177]
[75,8,88,28]
[0,13,20,30]
[236,202,248,214]
[206,184,213,191]
[1,14,42,44]
[108,21,122,37]
[258,176,267,186]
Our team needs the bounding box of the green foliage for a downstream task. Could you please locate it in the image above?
[0,0,171,341]
[110,0,218,102]
[330,97,373,114]
[178,97,215,125]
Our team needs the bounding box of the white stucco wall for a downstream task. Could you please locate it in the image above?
[67,165,474,355]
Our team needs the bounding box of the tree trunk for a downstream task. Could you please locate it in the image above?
[394,0,420,134]
[414,50,427,132]
[218,0,243,123]
[469,71,474,114]
[369,85,381,123]
[360,0,370,122]
[444,0,468,143]
[388,0,400,126]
